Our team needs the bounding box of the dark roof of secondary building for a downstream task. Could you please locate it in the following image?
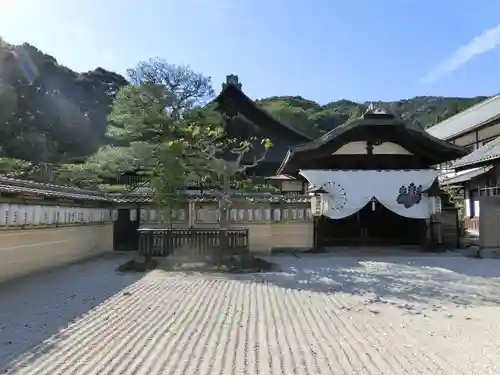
[214,75,313,141]
[453,136,500,170]
[277,111,468,175]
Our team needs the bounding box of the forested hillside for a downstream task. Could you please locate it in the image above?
[260,95,487,138]
[0,38,488,185]
[0,38,128,163]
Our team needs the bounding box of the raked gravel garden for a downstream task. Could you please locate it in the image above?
[1,252,500,374]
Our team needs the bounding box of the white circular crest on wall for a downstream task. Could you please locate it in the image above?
[321,181,348,210]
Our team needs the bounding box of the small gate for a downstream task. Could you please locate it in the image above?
[113,209,140,251]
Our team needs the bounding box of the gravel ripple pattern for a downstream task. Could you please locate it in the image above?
[1,254,499,374]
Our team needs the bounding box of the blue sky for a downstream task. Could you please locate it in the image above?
[1,0,500,103]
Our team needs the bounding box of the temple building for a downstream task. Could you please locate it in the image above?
[112,75,467,251]
[213,76,466,246]
[0,75,470,255]
[428,95,500,235]
[213,74,314,179]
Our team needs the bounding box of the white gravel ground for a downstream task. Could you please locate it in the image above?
[1,253,500,374]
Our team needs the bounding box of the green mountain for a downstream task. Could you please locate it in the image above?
[0,38,487,164]
[0,38,128,163]
[258,95,487,139]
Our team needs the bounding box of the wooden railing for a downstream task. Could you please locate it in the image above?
[138,228,249,258]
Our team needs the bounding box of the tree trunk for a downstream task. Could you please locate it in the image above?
[218,174,231,262]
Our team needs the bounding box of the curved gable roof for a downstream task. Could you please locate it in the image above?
[214,75,313,141]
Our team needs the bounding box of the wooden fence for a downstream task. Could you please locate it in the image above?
[138,228,249,257]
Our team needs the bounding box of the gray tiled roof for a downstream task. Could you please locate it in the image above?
[0,176,310,204]
[427,95,500,140]
[112,192,310,204]
[111,193,154,203]
[0,176,113,202]
[440,166,493,185]
[453,137,500,169]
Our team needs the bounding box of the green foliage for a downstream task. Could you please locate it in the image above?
[88,143,157,177]
[346,105,365,123]
[174,123,271,192]
[161,120,273,234]
[257,95,487,136]
[53,163,101,187]
[0,156,100,187]
[107,84,174,143]
[126,58,214,119]
[0,40,128,163]
[441,185,465,214]
[103,59,273,229]
[150,142,186,223]
[98,184,131,193]
[238,181,280,193]
[103,61,218,219]
[0,157,32,177]
[263,101,324,138]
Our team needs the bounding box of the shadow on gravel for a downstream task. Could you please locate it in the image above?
[117,255,278,274]
[0,254,143,373]
[225,254,500,308]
